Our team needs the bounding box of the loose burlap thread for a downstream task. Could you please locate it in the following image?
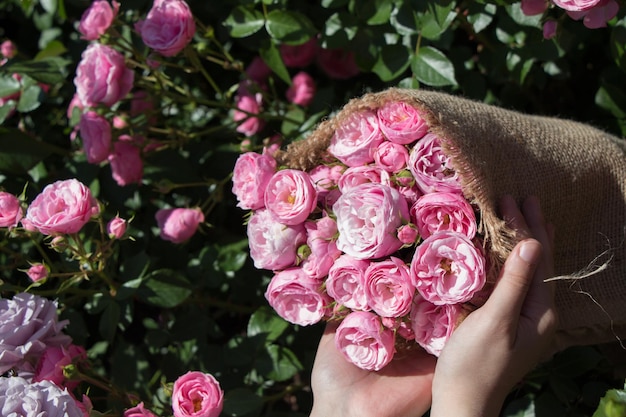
[276,88,626,352]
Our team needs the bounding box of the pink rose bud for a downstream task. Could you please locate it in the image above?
[74,43,134,107]
[79,111,112,164]
[411,192,477,239]
[108,139,143,186]
[286,71,316,106]
[112,115,128,129]
[78,0,120,40]
[231,151,277,210]
[317,48,360,79]
[335,311,395,371]
[280,38,317,68]
[135,0,196,57]
[301,215,341,279]
[264,169,318,226]
[49,236,68,253]
[107,216,127,239]
[245,56,272,83]
[233,93,265,136]
[22,179,100,235]
[543,20,558,39]
[397,224,418,245]
[377,101,429,144]
[329,109,384,167]
[408,133,462,194]
[1,40,16,59]
[326,254,371,311]
[172,371,223,417]
[521,0,548,15]
[364,257,414,318]
[410,297,462,356]
[33,344,87,390]
[373,141,409,173]
[124,402,158,417]
[26,264,49,282]
[155,207,204,244]
[0,191,23,229]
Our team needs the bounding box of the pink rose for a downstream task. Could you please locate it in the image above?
[26,264,49,282]
[280,38,317,67]
[326,254,370,311]
[408,133,462,194]
[33,344,87,390]
[155,207,204,244]
[520,0,548,15]
[286,71,316,106]
[233,93,264,136]
[107,216,127,239]
[245,56,272,83]
[1,40,16,59]
[78,0,120,40]
[301,215,341,279]
[264,169,317,225]
[373,141,409,173]
[334,311,395,371]
[337,165,391,192]
[411,192,477,239]
[543,20,558,39]
[565,0,619,28]
[410,231,486,305]
[410,296,462,356]
[0,191,23,228]
[265,267,330,325]
[377,101,429,144]
[396,224,418,245]
[108,139,143,186]
[246,208,306,270]
[333,182,409,260]
[364,257,414,318]
[329,109,384,167]
[172,371,223,417]
[124,402,157,417]
[232,151,277,210]
[317,48,360,79]
[553,0,602,10]
[74,43,134,107]
[309,164,344,208]
[79,111,112,164]
[136,0,196,57]
[22,179,100,235]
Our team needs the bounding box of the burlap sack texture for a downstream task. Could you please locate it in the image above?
[275,88,626,352]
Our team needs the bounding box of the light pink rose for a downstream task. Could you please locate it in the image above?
[410,231,486,305]
[373,141,409,173]
[1,40,16,59]
[107,216,127,239]
[0,377,83,417]
[124,402,158,417]
[33,344,87,390]
[364,257,414,318]
[333,182,409,260]
[155,207,204,243]
[22,179,100,235]
[172,371,223,417]
[337,165,391,192]
[136,0,196,57]
[280,38,317,67]
[26,264,49,282]
[0,191,23,228]
[410,296,462,356]
[334,311,395,371]
[265,267,330,325]
[411,192,477,240]
[377,101,429,144]
[317,48,360,79]
[108,139,143,186]
[408,133,462,194]
[396,184,422,206]
[79,111,111,164]
[326,254,370,311]
[301,215,341,279]
[397,224,418,245]
[286,71,316,106]
[565,0,619,28]
[74,43,134,107]
[232,151,277,210]
[233,93,264,136]
[78,0,120,40]
[521,0,548,15]
[245,56,272,83]
[543,20,558,39]
[329,110,384,167]
[553,0,602,10]
[264,169,317,225]
[309,164,344,208]
[246,208,306,270]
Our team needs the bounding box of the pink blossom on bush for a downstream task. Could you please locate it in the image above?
[520,0,548,15]
[107,216,127,239]
[264,169,317,225]
[280,38,317,67]
[410,296,462,356]
[317,48,360,79]
[364,257,414,318]
[78,0,120,40]
[410,231,486,305]
[1,40,16,58]
[329,109,384,167]
[108,139,143,186]
[124,402,158,417]
[337,165,391,192]
[22,179,100,235]
[553,0,603,10]
[232,151,277,210]
[0,191,23,228]
[408,133,462,194]
[26,263,49,282]
[301,215,341,279]
[0,377,83,417]
[377,101,429,144]
[136,0,196,57]
[172,371,223,417]
[564,0,619,28]
[397,223,418,245]
[411,192,477,239]
[265,267,330,326]
[79,111,112,164]
[286,71,316,106]
[373,141,409,173]
[334,311,395,371]
[245,56,272,84]
[326,254,370,311]
[155,207,204,243]
[33,344,87,390]
[543,20,558,39]
[308,164,344,207]
[233,93,264,136]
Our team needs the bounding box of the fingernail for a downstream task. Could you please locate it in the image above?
[519,241,538,263]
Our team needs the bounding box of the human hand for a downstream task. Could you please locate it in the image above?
[430,195,558,417]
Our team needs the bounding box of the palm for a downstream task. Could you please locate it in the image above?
[311,322,436,417]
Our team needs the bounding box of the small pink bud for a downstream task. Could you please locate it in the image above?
[107,216,127,239]
[397,224,419,245]
[26,263,49,282]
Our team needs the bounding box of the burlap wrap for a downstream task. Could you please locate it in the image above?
[276,88,626,351]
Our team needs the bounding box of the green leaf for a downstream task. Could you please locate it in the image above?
[593,387,626,417]
[1,57,68,84]
[390,2,419,36]
[217,239,249,272]
[138,269,192,308]
[419,1,457,40]
[35,40,67,60]
[99,299,120,343]
[223,6,265,38]
[0,74,21,98]
[506,2,542,28]
[0,128,64,174]
[281,107,306,136]
[17,84,43,113]
[358,0,393,25]
[263,344,303,381]
[259,41,291,84]
[40,0,57,14]
[0,103,15,125]
[610,25,626,72]
[411,46,457,87]
[372,44,411,82]
[265,10,316,45]
[223,388,264,416]
[247,306,289,342]
[466,3,496,34]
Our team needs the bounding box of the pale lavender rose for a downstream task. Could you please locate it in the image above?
[155,207,204,244]
[1,40,16,59]
[410,231,486,305]
[280,38,317,67]
[22,179,100,235]
[565,0,618,28]
[301,215,341,279]
[233,93,265,136]
[79,111,111,164]
[373,141,409,173]
[0,191,23,228]
[333,182,409,260]
[124,402,158,417]
[377,101,428,144]
[0,377,83,417]
[78,0,120,40]
[329,110,384,167]
[411,192,477,239]
[26,264,49,282]
[108,138,143,186]
[172,371,224,417]
[135,0,196,57]
[397,223,418,245]
[334,311,395,371]
[337,165,391,192]
[107,216,127,239]
[264,169,317,225]
[286,71,316,106]
[33,344,87,391]
[521,0,548,15]
[247,208,306,270]
[317,48,360,79]
[326,254,370,311]
[309,164,344,207]
[410,296,462,356]
[232,151,277,210]
[364,257,414,318]
[0,293,71,374]
[265,267,330,326]
[74,43,134,107]
[408,133,462,194]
